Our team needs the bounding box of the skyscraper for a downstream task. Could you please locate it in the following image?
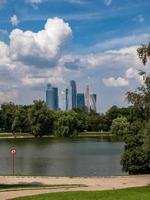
[65,88,69,110]
[46,83,58,111]
[85,85,90,112]
[90,94,97,112]
[70,80,77,109]
[77,93,85,110]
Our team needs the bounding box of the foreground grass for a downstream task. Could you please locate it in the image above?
[12,186,150,200]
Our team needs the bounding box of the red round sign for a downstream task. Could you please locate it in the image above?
[10,148,16,155]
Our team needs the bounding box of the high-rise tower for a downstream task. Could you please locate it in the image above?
[70,80,77,109]
[85,85,90,112]
[77,93,85,110]
[90,94,97,112]
[46,83,58,111]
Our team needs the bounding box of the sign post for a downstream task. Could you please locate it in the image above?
[10,148,16,176]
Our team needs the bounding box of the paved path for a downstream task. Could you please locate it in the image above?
[0,175,150,200]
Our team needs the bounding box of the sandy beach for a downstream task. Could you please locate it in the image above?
[0,175,149,200]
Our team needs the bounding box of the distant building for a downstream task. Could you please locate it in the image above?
[46,83,58,111]
[70,80,77,109]
[65,88,69,110]
[90,94,97,112]
[77,93,85,110]
[85,85,90,112]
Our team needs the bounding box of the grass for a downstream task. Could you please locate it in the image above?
[0,131,112,139]
[78,131,112,137]
[11,186,150,200]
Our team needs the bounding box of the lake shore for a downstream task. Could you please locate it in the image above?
[0,131,113,140]
[0,175,150,200]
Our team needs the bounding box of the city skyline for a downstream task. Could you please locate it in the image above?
[46,80,97,112]
[0,0,150,112]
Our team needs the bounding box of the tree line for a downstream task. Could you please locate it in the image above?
[0,100,136,136]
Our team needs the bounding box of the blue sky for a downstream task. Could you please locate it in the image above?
[0,0,150,112]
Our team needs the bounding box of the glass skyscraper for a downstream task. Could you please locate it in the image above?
[70,80,77,109]
[65,80,77,110]
[77,93,85,110]
[90,94,97,112]
[46,83,58,111]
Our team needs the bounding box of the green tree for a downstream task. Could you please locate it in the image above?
[12,106,30,133]
[86,112,101,131]
[0,103,17,132]
[121,44,150,174]
[110,116,129,136]
[143,121,150,162]
[137,42,150,65]
[28,100,54,137]
[126,72,150,121]
[54,110,78,137]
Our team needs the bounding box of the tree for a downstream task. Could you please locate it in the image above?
[121,43,150,174]
[126,72,150,121]
[137,42,150,65]
[110,117,129,136]
[0,103,17,132]
[143,121,150,162]
[86,112,101,131]
[28,100,54,137]
[54,110,78,137]
[12,106,30,133]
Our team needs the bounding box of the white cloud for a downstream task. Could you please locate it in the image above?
[10,15,19,26]
[0,17,71,103]
[90,33,150,52]
[103,77,129,87]
[9,17,72,68]
[0,91,18,103]
[104,0,112,6]
[125,68,138,79]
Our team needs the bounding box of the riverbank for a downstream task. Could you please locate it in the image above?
[0,131,113,139]
[0,175,149,199]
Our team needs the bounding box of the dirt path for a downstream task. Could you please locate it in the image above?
[0,175,150,200]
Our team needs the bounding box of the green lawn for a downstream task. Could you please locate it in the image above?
[12,186,150,200]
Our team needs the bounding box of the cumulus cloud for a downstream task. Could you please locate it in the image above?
[9,17,72,68]
[103,77,129,87]
[125,68,138,79]
[0,17,72,103]
[10,15,19,26]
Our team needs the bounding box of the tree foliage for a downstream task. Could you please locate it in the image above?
[111,117,129,136]
[54,110,79,137]
[137,42,150,65]
[28,100,54,137]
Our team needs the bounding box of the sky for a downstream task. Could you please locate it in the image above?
[0,0,150,112]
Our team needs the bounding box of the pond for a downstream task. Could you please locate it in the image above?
[0,137,127,176]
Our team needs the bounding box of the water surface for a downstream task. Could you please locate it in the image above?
[0,138,126,176]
